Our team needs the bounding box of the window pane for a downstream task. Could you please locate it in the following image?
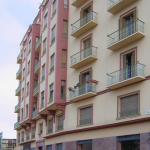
[80,106,92,120]
[63,20,67,34]
[52,26,56,39]
[44,14,48,26]
[51,54,55,68]
[58,115,63,126]
[42,65,45,76]
[43,39,46,51]
[53,0,57,12]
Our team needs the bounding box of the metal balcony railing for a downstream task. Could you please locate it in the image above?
[33,109,38,118]
[35,37,41,50]
[16,67,22,78]
[34,61,40,72]
[17,53,21,62]
[14,122,20,129]
[71,11,98,34]
[41,102,44,108]
[50,66,54,73]
[49,96,53,102]
[107,62,145,86]
[33,85,39,95]
[57,125,63,131]
[42,49,46,56]
[107,19,144,47]
[48,128,53,133]
[69,81,97,99]
[120,108,138,118]
[15,103,20,111]
[70,46,97,66]
[15,85,21,95]
[80,118,92,125]
[107,0,122,9]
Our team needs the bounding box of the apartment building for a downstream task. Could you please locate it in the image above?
[14,0,150,150]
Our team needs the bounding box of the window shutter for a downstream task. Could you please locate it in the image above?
[121,94,138,111]
[58,115,63,126]
[80,106,92,120]
[63,20,67,34]
[35,58,38,65]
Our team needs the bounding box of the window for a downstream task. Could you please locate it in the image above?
[48,119,53,133]
[24,49,26,61]
[61,81,65,99]
[64,0,68,9]
[57,143,62,150]
[29,41,31,52]
[51,26,56,43]
[50,54,55,72]
[22,132,24,142]
[57,115,63,131]
[119,9,136,39]
[21,108,23,120]
[32,127,35,138]
[26,104,28,117]
[33,102,37,111]
[36,37,39,43]
[80,106,92,125]
[53,0,57,14]
[49,84,54,102]
[78,140,92,150]
[41,91,44,108]
[119,93,139,118]
[26,129,29,140]
[40,123,43,134]
[22,88,24,100]
[18,134,20,143]
[42,64,45,80]
[27,82,29,96]
[27,61,30,74]
[43,39,46,55]
[62,50,66,68]
[44,13,48,28]
[23,68,25,80]
[118,134,140,150]
[63,20,67,38]
[122,51,135,80]
[47,145,52,150]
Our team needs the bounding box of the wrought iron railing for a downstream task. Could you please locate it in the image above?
[35,37,41,50]
[61,94,65,99]
[14,122,20,129]
[120,108,138,118]
[50,66,54,73]
[41,102,44,108]
[48,128,53,133]
[34,60,40,72]
[51,37,55,45]
[107,19,144,47]
[80,118,92,125]
[107,0,122,9]
[17,53,21,62]
[71,11,98,34]
[32,134,35,139]
[15,103,20,111]
[33,109,38,118]
[107,62,145,86]
[42,49,46,56]
[62,63,66,68]
[41,75,45,81]
[63,33,67,38]
[52,9,56,18]
[70,46,97,66]
[49,96,53,102]
[64,4,68,9]
[15,84,21,95]
[16,67,22,78]
[57,125,63,131]
[33,85,39,95]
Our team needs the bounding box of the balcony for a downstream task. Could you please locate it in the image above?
[107,0,137,14]
[14,122,21,130]
[71,11,98,38]
[70,46,97,69]
[35,37,41,52]
[33,85,39,97]
[14,103,20,113]
[69,81,97,102]
[17,53,22,64]
[119,108,138,118]
[34,61,40,74]
[71,0,88,7]
[107,19,145,51]
[16,67,22,80]
[80,118,92,126]
[57,125,63,131]
[15,85,21,96]
[107,62,145,89]
[32,109,39,119]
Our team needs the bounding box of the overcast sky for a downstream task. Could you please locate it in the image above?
[0,0,43,139]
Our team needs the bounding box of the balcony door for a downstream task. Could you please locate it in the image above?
[83,38,91,59]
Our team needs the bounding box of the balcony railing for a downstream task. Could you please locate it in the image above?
[15,103,20,112]
[33,85,39,95]
[14,122,20,129]
[33,109,38,118]
[69,81,97,100]
[107,19,144,49]
[50,66,54,73]
[34,61,40,72]
[51,37,55,45]
[42,49,46,56]
[61,93,65,99]
[48,128,53,133]
[41,75,45,81]
[41,102,44,108]
[120,108,138,118]
[32,134,35,139]
[71,11,98,34]
[17,53,21,63]
[107,0,121,10]
[70,46,97,67]
[57,125,63,131]
[107,62,145,87]
[15,85,21,95]
[80,118,92,126]
[49,96,53,102]
[35,37,41,50]
[44,24,47,30]
[16,67,22,78]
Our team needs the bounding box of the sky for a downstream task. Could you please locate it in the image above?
[0,0,43,139]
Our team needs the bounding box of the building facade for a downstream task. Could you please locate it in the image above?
[15,0,150,150]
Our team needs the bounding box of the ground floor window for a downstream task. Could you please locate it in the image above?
[118,134,140,150]
[78,140,92,150]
